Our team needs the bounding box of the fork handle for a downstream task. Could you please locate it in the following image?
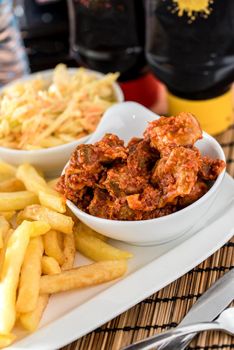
[121,322,222,350]
[157,333,195,350]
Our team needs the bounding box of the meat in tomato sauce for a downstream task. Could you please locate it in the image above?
[57,113,225,221]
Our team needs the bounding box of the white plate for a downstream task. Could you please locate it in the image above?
[11,173,234,350]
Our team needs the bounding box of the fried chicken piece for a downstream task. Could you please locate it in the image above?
[127,137,142,149]
[56,174,66,195]
[58,115,222,221]
[111,197,143,221]
[142,205,176,220]
[102,163,148,197]
[126,185,161,212]
[57,175,93,208]
[95,133,128,163]
[65,144,104,191]
[88,188,143,221]
[88,188,114,219]
[152,146,201,206]
[144,112,202,155]
[199,156,226,180]
[62,134,127,193]
[178,181,208,208]
[73,189,94,211]
[69,144,100,171]
[127,138,159,176]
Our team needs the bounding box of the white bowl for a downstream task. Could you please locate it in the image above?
[0,68,124,177]
[65,102,226,246]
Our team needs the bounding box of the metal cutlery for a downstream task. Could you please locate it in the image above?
[122,268,234,350]
[122,307,234,350]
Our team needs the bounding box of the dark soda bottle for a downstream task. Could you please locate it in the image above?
[68,0,146,81]
[146,0,234,134]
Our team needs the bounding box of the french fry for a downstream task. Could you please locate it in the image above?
[43,230,64,265]
[40,260,127,294]
[39,191,66,214]
[57,231,64,250]
[66,207,78,223]
[15,216,50,237]
[15,210,24,226]
[30,221,51,237]
[0,333,15,348]
[0,161,16,181]
[75,221,107,241]
[16,164,48,192]
[47,178,59,190]
[0,178,25,192]
[42,256,61,275]
[0,229,13,277]
[0,216,10,234]
[0,216,10,248]
[0,211,15,221]
[0,191,38,211]
[16,164,66,213]
[0,221,31,334]
[19,294,49,332]
[22,205,74,234]
[16,236,44,313]
[0,159,133,343]
[61,233,76,270]
[75,231,133,262]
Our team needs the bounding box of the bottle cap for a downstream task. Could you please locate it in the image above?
[119,73,159,108]
[167,89,233,135]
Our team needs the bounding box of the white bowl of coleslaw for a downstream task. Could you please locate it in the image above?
[0,65,124,177]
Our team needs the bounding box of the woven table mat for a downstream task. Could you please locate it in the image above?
[62,125,234,350]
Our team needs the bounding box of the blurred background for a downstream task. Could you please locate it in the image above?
[12,0,160,109]
[9,0,234,134]
[13,0,75,71]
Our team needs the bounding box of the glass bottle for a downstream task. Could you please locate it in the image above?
[146,0,234,134]
[68,0,145,80]
[68,0,159,107]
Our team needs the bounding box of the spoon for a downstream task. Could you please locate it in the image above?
[122,307,234,350]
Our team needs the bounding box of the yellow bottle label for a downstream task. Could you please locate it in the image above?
[171,0,214,21]
[167,89,233,135]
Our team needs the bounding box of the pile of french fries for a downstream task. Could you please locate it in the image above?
[0,162,132,348]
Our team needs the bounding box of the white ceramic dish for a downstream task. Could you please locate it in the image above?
[66,102,226,246]
[10,172,234,350]
[0,69,124,177]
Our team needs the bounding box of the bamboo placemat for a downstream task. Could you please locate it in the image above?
[62,124,234,350]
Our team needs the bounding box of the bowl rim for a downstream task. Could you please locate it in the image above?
[66,131,226,225]
[0,68,124,155]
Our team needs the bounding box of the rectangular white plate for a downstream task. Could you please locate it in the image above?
[11,173,234,350]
